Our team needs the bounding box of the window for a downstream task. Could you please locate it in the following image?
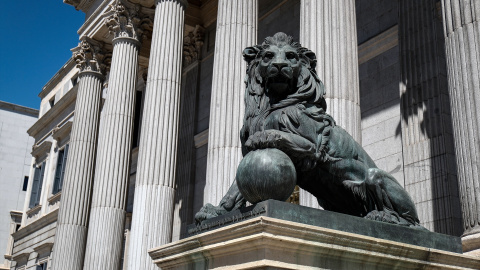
[22,176,28,191]
[29,162,46,208]
[53,144,69,194]
[36,262,47,270]
[49,97,55,108]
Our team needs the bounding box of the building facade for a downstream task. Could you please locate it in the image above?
[0,101,38,270]
[6,0,480,269]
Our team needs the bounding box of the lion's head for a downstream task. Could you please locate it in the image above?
[240,32,327,143]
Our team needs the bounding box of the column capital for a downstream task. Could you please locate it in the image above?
[105,1,152,45]
[183,25,205,67]
[71,37,107,76]
[155,0,188,8]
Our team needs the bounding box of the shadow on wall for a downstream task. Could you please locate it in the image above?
[397,0,462,236]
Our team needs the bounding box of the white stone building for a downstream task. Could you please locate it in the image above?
[6,0,480,269]
[0,101,38,270]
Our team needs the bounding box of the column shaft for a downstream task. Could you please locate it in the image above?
[441,0,480,252]
[204,0,258,205]
[50,71,103,270]
[83,38,139,269]
[398,0,462,235]
[127,1,186,269]
[299,0,361,207]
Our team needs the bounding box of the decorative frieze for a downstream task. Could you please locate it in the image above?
[183,25,204,66]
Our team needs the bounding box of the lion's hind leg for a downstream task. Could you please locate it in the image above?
[363,168,422,227]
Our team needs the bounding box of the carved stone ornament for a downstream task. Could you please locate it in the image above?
[71,38,107,75]
[105,1,151,42]
[64,0,96,12]
[183,25,205,67]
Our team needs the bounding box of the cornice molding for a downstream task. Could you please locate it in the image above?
[28,86,77,139]
[31,141,52,159]
[64,0,97,13]
[33,241,54,254]
[13,209,58,241]
[47,192,62,205]
[25,204,42,217]
[39,58,77,99]
[0,101,38,117]
[52,121,73,142]
[11,248,33,263]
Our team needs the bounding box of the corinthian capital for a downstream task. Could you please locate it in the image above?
[105,1,150,42]
[183,25,205,67]
[71,38,107,75]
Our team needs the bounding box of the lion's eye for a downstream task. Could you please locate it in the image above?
[286,52,297,60]
[264,52,274,59]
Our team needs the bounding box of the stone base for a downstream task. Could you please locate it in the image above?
[463,232,480,257]
[149,216,480,269]
[187,200,461,252]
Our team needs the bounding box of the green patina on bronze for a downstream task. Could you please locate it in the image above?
[196,32,423,229]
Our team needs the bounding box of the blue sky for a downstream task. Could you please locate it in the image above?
[0,2,85,110]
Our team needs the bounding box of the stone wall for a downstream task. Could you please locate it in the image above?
[0,102,37,269]
[356,1,405,185]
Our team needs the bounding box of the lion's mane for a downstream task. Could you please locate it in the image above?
[240,33,332,146]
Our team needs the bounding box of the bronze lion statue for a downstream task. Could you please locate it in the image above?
[195,32,423,228]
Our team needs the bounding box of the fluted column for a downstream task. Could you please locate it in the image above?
[204,0,258,205]
[441,0,480,255]
[127,1,186,269]
[299,0,361,208]
[83,2,144,269]
[398,0,462,235]
[50,38,106,270]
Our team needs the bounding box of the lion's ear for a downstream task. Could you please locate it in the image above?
[243,46,260,64]
[302,50,317,70]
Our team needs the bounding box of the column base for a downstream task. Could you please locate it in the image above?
[149,201,480,269]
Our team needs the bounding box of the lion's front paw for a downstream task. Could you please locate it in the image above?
[245,130,283,151]
[194,203,228,224]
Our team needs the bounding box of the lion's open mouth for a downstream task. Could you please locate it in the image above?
[267,75,291,94]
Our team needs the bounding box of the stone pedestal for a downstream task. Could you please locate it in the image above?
[149,201,480,270]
